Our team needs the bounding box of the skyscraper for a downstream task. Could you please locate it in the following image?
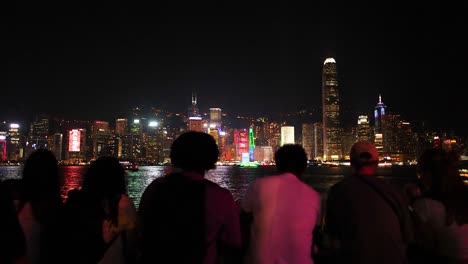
[209,108,222,124]
[51,133,63,161]
[188,90,200,118]
[322,58,342,160]
[357,115,371,142]
[280,126,295,146]
[188,117,203,132]
[115,118,128,134]
[234,129,249,162]
[248,127,255,161]
[302,123,314,160]
[374,94,387,153]
[7,123,21,161]
[313,122,324,160]
[92,121,112,159]
[28,115,49,151]
[130,119,142,159]
[66,128,86,164]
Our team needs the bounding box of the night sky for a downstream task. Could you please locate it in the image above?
[3,3,467,135]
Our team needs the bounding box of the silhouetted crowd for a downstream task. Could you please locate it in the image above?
[1,131,467,264]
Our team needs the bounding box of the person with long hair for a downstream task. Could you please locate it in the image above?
[64,156,137,264]
[17,148,65,263]
[412,148,468,262]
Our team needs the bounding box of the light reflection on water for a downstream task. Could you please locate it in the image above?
[60,166,85,200]
[0,165,418,208]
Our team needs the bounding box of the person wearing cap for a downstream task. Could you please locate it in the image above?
[137,131,242,264]
[240,144,321,264]
[324,141,413,264]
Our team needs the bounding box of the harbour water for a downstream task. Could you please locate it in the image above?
[0,165,419,207]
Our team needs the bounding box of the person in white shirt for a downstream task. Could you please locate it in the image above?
[241,144,321,264]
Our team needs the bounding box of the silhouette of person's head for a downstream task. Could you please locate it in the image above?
[417,148,460,194]
[82,156,126,198]
[274,144,308,177]
[350,141,379,175]
[170,131,219,174]
[21,148,61,222]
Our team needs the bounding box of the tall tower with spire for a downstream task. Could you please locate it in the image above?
[374,94,387,153]
[188,90,203,132]
[188,89,200,118]
[322,57,342,161]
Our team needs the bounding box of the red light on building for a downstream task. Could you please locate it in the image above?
[234,129,249,161]
[69,129,81,152]
[0,139,6,161]
[433,136,440,148]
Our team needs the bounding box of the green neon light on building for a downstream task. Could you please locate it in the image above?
[249,127,255,161]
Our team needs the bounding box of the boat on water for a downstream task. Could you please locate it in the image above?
[236,161,260,168]
[119,160,139,171]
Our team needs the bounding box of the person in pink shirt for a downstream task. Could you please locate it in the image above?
[241,144,321,264]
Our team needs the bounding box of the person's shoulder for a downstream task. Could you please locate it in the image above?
[140,176,168,201]
[255,174,282,184]
[144,175,167,189]
[329,176,351,190]
[305,184,321,198]
[204,179,233,196]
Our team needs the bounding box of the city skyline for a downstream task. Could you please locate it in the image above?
[3,3,467,136]
[0,89,466,138]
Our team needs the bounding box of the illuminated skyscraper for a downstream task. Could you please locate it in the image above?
[187,90,203,132]
[374,95,386,134]
[66,128,86,164]
[115,118,128,134]
[280,126,295,146]
[130,119,142,159]
[322,58,342,160]
[374,94,387,153]
[234,129,249,161]
[188,117,203,132]
[209,108,222,124]
[7,123,22,161]
[248,127,255,161]
[51,133,63,161]
[0,132,6,161]
[92,121,112,159]
[28,115,49,152]
[146,121,164,164]
[313,122,324,160]
[188,90,200,117]
[302,123,314,160]
[357,115,371,142]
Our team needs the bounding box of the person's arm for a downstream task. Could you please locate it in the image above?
[218,191,243,264]
[324,186,341,252]
[0,183,28,264]
[137,179,160,230]
[239,180,256,250]
[412,199,437,251]
[312,194,323,257]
